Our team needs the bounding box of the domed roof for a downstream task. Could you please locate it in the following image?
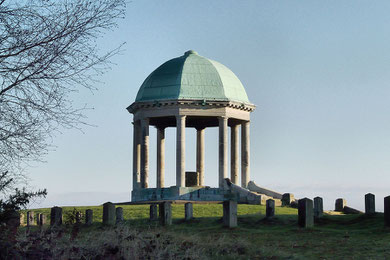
[135,50,251,104]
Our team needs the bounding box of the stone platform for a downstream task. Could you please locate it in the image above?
[131,181,282,206]
[131,186,237,203]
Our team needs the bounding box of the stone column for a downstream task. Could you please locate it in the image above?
[231,124,239,185]
[176,115,186,187]
[196,127,205,186]
[241,121,250,188]
[157,127,165,188]
[132,121,141,190]
[140,118,149,188]
[218,116,228,188]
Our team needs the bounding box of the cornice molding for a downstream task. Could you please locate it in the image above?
[127,99,256,114]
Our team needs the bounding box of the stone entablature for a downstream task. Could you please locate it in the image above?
[127,100,255,114]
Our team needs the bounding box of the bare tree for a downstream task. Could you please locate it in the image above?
[0,0,126,175]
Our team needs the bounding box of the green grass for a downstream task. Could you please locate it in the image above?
[20,204,390,259]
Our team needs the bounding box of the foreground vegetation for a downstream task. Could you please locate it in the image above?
[4,204,390,259]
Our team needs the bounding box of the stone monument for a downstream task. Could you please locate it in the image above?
[127,50,255,203]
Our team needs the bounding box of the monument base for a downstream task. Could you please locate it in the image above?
[131,186,237,202]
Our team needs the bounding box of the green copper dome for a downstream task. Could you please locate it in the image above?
[135,50,251,104]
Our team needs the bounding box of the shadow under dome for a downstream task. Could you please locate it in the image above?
[149,116,244,129]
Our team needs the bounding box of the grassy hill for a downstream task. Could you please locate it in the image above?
[15,204,390,259]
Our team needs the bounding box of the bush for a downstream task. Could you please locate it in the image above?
[0,171,47,224]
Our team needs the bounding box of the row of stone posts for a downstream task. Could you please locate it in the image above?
[266,197,318,228]
[335,193,385,215]
[24,211,47,226]
[20,204,141,227]
[148,201,238,227]
[16,194,390,229]
[102,202,124,225]
[18,201,236,228]
[290,193,390,228]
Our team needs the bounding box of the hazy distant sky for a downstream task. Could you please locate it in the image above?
[29,1,390,211]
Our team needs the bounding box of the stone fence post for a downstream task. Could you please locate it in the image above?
[85,209,93,225]
[116,207,124,224]
[27,211,35,226]
[385,196,390,227]
[50,207,63,226]
[335,198,346,212]
[185,203,193,221]
[365,193,375,215]
[298,198,314,228]
[38,213,46,226]
[282,193,294,206]
[159,202,172,226]
[150,204,158,221]
[223,200,237,228]
[266,199,275,218]
[103,202,116,226]
[314,197,323,218]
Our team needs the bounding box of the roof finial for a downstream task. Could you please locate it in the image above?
[184,50,198,56]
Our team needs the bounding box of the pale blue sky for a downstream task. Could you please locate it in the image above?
[29,1,390,211]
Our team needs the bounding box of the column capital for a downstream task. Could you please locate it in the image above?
[155,125,166,131]
[195,126,206,131]
[176,114,187,120]
[230,123,239,128]
[218,116,228,121]
[132,120,140,125]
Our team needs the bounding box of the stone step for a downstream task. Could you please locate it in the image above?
[255,193,282,206]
